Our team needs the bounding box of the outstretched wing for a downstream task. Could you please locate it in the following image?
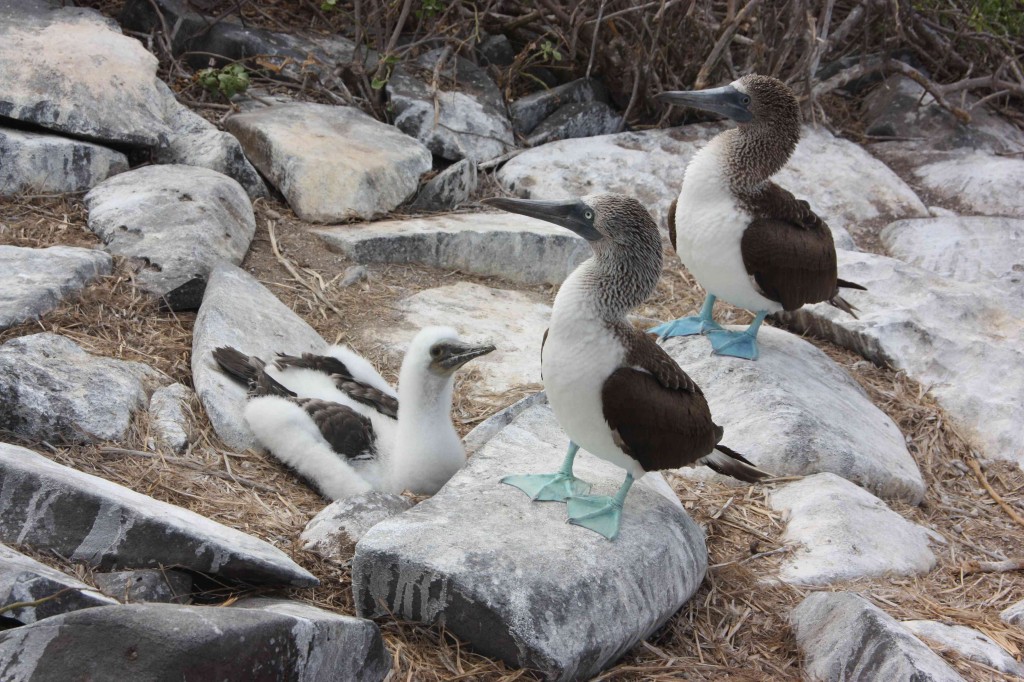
[274,351,399,419]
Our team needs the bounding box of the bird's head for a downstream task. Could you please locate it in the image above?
[656,74,799,129]
[405,326,495,378]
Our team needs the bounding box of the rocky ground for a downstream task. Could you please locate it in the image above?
[1,0,1023,680]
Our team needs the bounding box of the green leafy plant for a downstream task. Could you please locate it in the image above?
[371,54,400,90]
[538,40,562,63]
[415,0,444,20]
[197,63,250,98]
[321,0,338,10]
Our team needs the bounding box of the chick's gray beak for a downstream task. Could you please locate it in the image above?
[482,197,602,242]
[656,85,753,123]
[440,342,495,370]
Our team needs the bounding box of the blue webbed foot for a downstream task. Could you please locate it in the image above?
[648,316,723,339]
[707,329,760,360]
[501,472,592,502]
[566,494,624,540]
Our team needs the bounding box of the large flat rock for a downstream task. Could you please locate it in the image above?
[497,124,927,246]
[904,619,1024,677]
[0,600,387,681]
[366,282,549,400]
[1,542,116,624]
[226,103,431,222]
[301,492,412,561]
[911,152,1024,218]
[0,245,111,332]
[0,442,317,587]
[662,327,923,502]
[791,592,966,681]
[0,127,127,196]
[193,264,327,451]
[353,396,706,681]
[85,165,256,301]
[768,474,941,585]
[0,333,156,444]
[780,249,1024,469]
[0,3,171,147]
[314,212,589,285]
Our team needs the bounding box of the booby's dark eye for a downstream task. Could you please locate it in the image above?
[741,96,751,105]
[584,210,594,220]
[430,346,442,358]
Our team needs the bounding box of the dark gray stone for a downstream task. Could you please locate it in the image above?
[94,569,192,605]
[791,592,965,681]
[0,333,156,444]
[0,128,127,197]
[0,600,387,681]
[409,159,478,211]
[353,396,706,681]
[0,542,116,624]
[0,245,111,332]
[0,442,318,587]
[85,165,256,301]
[478,34,515,67]
[301,492,412,561]
[527,101,622,146]
[510,78,609,135]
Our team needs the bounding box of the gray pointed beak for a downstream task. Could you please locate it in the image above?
[482,197,602,242]
[656,85,753,123]
[440,342,495,370]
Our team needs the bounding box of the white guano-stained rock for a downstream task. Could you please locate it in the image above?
[366,282,549,400]
[0,3,172,147]
[409,158,478,211]
[912,152,1024,218]
[0,442,317,587]
[0,542,117,624]
[85,165,256,301]
[791,592,966,682]
[226,103,432,222]
[1002,600,1024,627]
[301,492,412,561]
[0,245,111,332]
[768,474,941,585]
[0,333,157,444]
[147,383,191,453]
[0,128,127,196]
[662,327,922,502]
[353,396,706,681]
[314,212,589,285]
[780,249,1024,470]
[904,620,1024,677]
[193,264,327,451]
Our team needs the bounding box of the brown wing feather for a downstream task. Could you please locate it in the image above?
[601,368,720,472]
[618,325,700,394]
[298,399,376,460]
[275,352,399,418]
[274,352,353,378]
[667,197,678,253]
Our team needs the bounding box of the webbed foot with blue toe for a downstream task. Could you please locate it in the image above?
[649,295,722,339]
[501,441,592,502]
[566,473,634,540]
[707,311,767,361]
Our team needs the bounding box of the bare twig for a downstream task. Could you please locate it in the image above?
[961,557,1024,575]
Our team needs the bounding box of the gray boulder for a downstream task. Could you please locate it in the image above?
[85,165,256,304]
[791,592,966,681]
[527,101,622,146]
[904,619,1024,677]
[1,542,116,624]
[301,492,412,561]
[0,3,171,147]
[0,128,127,196]
[0,245,111,332]
[388,50,514,162]
[662,327,923,503]
[1002,600,1024,627]
[147,383,191,453]
[314,212,589,286]
[226,103,431,222]
[409,159,478,211]
[769,473,941,585]
[353,396,707,681]
[192,264,327,451]
[94,569,192,605]
[780,249,1024,470]
[911,152,1024,218]
[511,78,609,135]
[0,600,387,682]
[0,333,156,444]
[0,442,317,587]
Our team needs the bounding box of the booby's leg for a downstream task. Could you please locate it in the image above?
[707,311,768,360]
[501,441,592,502]
[566,473,635,540]
[648,294,724,339]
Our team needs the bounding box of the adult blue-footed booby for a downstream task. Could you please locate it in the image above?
[213,327,494,500]
[484,194,766,540]
[649,74,865,360]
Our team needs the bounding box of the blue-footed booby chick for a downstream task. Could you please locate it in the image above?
[213,327,494,500]
[649,74,865,360]
[484,194,766,540]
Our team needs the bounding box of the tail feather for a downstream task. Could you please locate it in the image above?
[837,278,867,291]
[213,347,295,398]
[828,294,859,319]
[698,445,770,483]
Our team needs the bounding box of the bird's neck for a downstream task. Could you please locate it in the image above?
[555,241,662,324]
[719,120,799,193]
[390,362,463,493]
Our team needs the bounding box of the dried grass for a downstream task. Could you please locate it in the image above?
[1,196,1022,680]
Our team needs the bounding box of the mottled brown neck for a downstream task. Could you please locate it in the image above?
[723,116,801,193]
